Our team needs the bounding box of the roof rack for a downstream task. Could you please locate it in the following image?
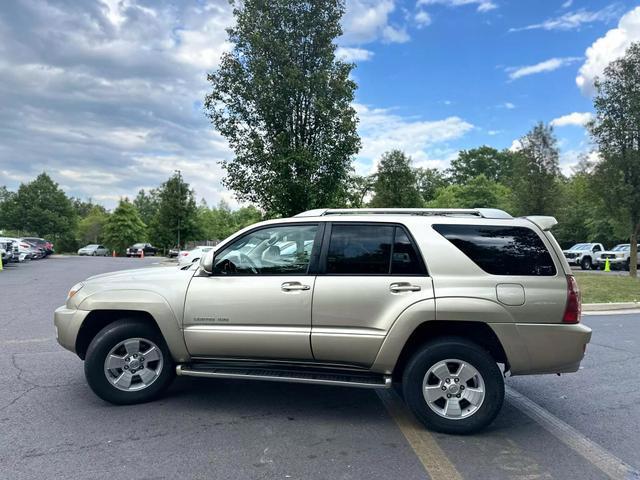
[294,208,513,219]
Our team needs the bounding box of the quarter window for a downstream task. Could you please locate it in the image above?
[433,224,556,276]
[213,224,318,275]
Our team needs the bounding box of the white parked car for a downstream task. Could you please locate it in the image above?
[177,246,215,266]
[562,243,604,270]
[596,244,640,271]
[78,244,109,256]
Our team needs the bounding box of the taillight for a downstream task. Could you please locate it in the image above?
[181,252,189,256]
[563,275,581,324]
[20,243,30,248]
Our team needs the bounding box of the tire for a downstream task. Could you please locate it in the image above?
[84,319,175,405]
[626,259,631,272]
[92,252,96,256]
[580,257,592,270]
[402,337,504,435]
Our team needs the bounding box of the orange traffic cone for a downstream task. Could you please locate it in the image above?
[112,250,116,258]
[140,249,144,259]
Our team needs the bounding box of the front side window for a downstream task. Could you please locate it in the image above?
[434,224,556,276]
[213,224,318,275]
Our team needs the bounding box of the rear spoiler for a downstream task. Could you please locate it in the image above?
[525,216,558,231]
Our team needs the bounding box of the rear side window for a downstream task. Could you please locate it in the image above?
[325,224,426,275]
[433,224,556,276]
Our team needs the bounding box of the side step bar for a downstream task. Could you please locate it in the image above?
[176,364,392,389]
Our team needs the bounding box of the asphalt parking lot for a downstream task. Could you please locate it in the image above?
[1,257,639,480]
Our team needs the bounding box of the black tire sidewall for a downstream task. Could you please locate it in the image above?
[581,257,591,270]
[84,320,175,405]
[402,338,504,435]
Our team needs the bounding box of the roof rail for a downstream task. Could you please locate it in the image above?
[294,208,512,219]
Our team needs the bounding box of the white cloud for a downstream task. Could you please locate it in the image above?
[509,5,619,32]
[503,102,515,109]
[576,6,640,94]
[355,103,474,171]
[506,57,581,80]
[417,0,497,13]
[415,10,432,28]
[341,0,409,45]
[336,47,374,62]
[509,139,523,152]
[487,129,501,136]
[562,0,573,9]
[550,112,593,127]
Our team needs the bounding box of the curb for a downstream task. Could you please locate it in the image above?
[583,302,640,311]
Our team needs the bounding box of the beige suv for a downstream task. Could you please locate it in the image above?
[54,208,591,434]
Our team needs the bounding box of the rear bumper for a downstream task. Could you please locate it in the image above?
[54,306,90,354]
[490,322,592,375]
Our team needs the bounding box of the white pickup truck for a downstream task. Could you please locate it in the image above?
[596,244,639,271]
[563,243,604,270]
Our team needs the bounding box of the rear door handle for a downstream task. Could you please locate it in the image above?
[281,282,311,292]
[389,282,421,293]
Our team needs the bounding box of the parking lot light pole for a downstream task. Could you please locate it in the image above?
[175,169,181,249]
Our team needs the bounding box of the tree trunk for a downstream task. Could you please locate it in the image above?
[630,223,639,278]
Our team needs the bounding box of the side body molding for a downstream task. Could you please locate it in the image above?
[77,289,190,362]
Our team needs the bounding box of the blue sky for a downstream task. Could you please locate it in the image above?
[1,0,639,208]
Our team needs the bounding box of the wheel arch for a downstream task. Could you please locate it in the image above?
[390,321,508,383]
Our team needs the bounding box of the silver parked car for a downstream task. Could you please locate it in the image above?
[54,208,591,434]
[78,244,109,256]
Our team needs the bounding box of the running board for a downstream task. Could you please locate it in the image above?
[176,364,392,389]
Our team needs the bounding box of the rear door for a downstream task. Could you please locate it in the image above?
[311,222,434,367]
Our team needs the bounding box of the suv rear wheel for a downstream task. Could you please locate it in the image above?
[84,320,175,405]
[402,337,504,434]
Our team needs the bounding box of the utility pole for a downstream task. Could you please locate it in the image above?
[175,169,182,249]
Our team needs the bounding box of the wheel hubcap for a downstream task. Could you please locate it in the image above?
[422,358,485,420]
[103,338,163,392]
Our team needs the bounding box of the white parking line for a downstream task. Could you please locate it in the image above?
[506,385,640,480]
[1,337,54,345]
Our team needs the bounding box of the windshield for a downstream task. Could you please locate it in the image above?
[570,244,590,250]
[132,243,145,248]
[612,244,630,251]
[85,244,98,248]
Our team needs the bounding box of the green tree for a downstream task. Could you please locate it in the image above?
[0,173,77,247]
[428,174,512,210]
[77,206,110,245]
[198,201,263,241]
[449,146,515,184]
[149,173,200,249]
[134,188,159,226]
[205,0,360,217]
[590,42,640,276]
[369,150,423,208]
[510,123,561,216]
[344,175,374,208]
[103,199,147,254]
[415,167,449,203]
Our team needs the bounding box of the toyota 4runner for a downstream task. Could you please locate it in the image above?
[54,208,591,434]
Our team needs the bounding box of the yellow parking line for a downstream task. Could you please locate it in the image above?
[377,390,463,480]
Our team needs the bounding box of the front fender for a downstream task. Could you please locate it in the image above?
[78,289,190,362]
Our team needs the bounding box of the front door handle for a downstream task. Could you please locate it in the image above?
[389,282,421,293]
[281,282,311,292]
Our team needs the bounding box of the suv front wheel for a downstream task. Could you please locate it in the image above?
[402,337,504,434]
[84,319,175,405]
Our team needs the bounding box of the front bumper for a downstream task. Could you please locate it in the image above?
[491,322,592,375]
[54,306,90,354]
[596,257,625,266]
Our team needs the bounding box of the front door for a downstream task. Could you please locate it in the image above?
[311,223,434,367]
[183,223,321,360]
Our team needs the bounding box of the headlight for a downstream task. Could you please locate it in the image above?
[67,282,84,301]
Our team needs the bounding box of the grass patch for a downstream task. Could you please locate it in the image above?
[574,273,640,303]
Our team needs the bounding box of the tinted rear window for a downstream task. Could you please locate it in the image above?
[433,224,556,276]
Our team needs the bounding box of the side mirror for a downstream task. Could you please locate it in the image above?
[200,249,215,274]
